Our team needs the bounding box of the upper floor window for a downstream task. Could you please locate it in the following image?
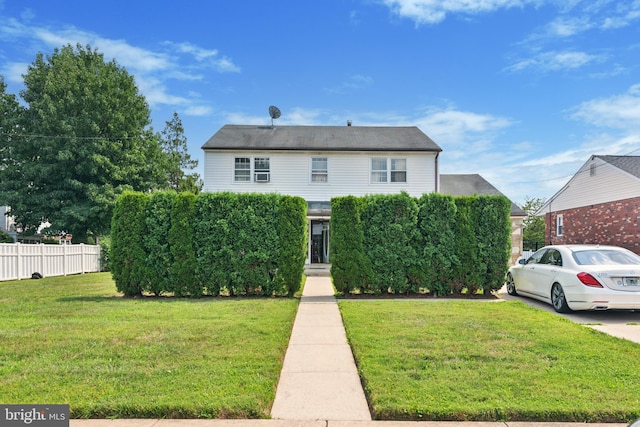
[254,157,270,182]
[234,157,270,183]
[311,157,328,183]
[371,157,407,183]
[234,157,251,182]
[390,158,406,182]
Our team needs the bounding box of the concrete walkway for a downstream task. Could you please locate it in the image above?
[270,276,372,421]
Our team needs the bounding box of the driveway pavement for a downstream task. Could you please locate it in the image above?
[498,287,640,344]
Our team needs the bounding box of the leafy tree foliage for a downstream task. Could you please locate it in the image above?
[0,229,14,243]
[522,196,546,248]
[0,44,168,242]
[0,77,23,172]
[160,111,202,194]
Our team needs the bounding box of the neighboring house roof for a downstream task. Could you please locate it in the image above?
[596,155,640,179]
[202,125,442,152]
[536,155,640,215]
[439,174,526,217]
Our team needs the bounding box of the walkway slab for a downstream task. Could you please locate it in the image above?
[271,276,371,421]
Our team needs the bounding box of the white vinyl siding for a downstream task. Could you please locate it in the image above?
[204,150,437,199]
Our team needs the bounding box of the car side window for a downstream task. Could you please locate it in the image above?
[540,249,562,266]
[526,249,547,265]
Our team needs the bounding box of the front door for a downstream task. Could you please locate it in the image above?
[311,220,330,263]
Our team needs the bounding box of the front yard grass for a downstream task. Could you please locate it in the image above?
[339,300,640,423]
[0,273,298,419]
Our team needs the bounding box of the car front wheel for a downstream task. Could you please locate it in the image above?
[551,283,572,313]
[506,273,517,296]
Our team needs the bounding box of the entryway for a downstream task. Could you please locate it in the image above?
[310,220,330,264]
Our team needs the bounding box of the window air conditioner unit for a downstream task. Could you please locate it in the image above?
[255,172,270,182]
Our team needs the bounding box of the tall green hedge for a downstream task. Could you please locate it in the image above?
[330,193,512,296]
[111,191,307,297]
[416,193,459,296]
[110,191,149,297]
[330,196,371,294]
[361,193,419,294]
[276,196,308,296]
[143,191,176,296]
[169,192,197,297]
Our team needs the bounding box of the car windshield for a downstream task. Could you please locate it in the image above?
[573,250,640,266]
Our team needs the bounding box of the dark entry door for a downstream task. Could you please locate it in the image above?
[311,220,330,263]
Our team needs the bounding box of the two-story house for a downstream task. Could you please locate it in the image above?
[202,124,442,264]
[536,155,640,253]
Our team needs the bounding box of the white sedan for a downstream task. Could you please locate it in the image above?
[506,245,640,312]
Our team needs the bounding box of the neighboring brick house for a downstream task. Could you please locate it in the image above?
[439,174,527,265]
[536,155,640,254]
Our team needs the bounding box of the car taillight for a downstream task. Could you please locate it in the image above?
[577,272,604,288]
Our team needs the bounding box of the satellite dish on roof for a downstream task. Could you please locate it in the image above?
[268,105,281,126]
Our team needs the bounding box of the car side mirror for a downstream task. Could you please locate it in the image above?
[518,258,527,265]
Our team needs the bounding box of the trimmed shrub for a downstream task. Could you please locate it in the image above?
[143,191,177,296]
[361,192,419,294]
[451,196,481,294]
[330,196,372,294]
[110,191,149,297]
[475,195,512,293]
[0,230,13,243]
[416,193,459,296]
[194,192,229,296]
[276,195,308,296]
[99,235,111,272]
[169,192,198,297]
[226,193,279,296]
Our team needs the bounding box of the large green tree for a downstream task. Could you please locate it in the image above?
[160,111,202,194]
[0,44,168,242]
[522,196,546,249]
[0,76,23,181]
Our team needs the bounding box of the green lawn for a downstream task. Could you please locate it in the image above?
[339,300,640,423]
[0,273,298,419]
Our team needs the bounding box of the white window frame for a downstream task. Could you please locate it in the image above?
[310,157,328,183]
[370,157,407,184]
[390,158,407,183]
[234,157,251,182]
[254,157,270,183]
[233,157,271,183]
[556,214,563,237]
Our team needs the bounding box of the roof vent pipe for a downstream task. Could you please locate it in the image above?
[347,120,352,126]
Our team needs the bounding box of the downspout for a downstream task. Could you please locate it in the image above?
[435,151,440,193]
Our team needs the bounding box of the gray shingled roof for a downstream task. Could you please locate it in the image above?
[597,155,640,178]
[202,125,442,152]
[440,174,526,216]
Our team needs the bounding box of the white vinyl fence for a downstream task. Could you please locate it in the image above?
[0,243,101,281]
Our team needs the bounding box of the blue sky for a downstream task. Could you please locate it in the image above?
[1,0,640,206]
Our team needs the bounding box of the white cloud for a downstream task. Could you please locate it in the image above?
[0,16,240,113]
[570,83,640,130]
[326,74,374,94]
[380,0,543,24]
[184,105,214,117]
[505,50,601,73]
[1,61,29,83]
